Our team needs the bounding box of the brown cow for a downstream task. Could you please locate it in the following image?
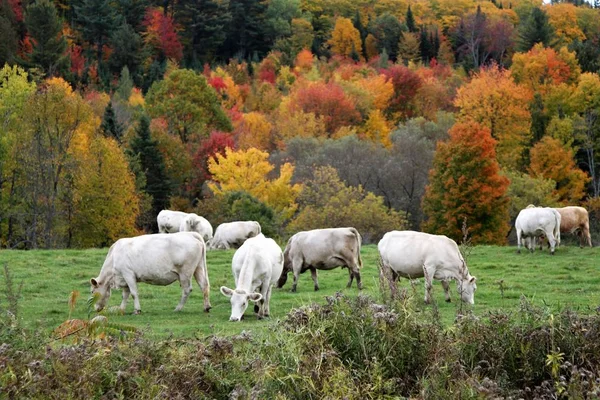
[556,206,592,247]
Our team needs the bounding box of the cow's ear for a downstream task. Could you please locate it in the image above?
[220,286,234,297]
[469,276,477,283]
[90,278,99,287]
[248,293,263,302]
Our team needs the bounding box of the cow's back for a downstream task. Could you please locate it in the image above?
[558,206,589,230]
[516,208,557,233]
[157,210,188,233]
[232,234,283,283]
[378,231,461,278]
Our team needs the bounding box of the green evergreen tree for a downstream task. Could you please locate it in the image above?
[419,27,432,63]
[378,48,389,69]
[529,93,549,144]
[109,23,144,81]
[517,7,553,52]
[115,66,133,101]
[406,5,416,33]
[115,0,148,30]
[74,0,118,68]
[370,13,404,62]
[350,43,360,62]
[176,0,231,67]
[0,0,18,66]
[101,101,123,141]
[127,114,171,231]
[25,0,68,77]
[222,0,268,60]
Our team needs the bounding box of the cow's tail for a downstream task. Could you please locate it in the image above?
[554,210,561,247]
[350,227,363,269]
[191,233,210,290]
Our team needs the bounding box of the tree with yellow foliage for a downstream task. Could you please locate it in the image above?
[545,3,585,47]
[361,109,392,147]
[73,137,140,248]
[208,147,301,219]
[328,17,362,59]
[235,112,273,151]
[454,66,532,170]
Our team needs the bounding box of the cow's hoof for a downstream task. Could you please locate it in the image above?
[257,314,264,320]
[204,306,212,313]
[314,286,319,292]
[517,250,521,254]
[133,310,141,315]
[254,304,259,314]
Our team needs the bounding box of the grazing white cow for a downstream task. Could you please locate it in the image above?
[378,230,477,304]
[90,232,211,314]
[220,234,283,321]
[208,221,262,250]
[277,227,363,292]
[515,207,561,254]
[157,210,213,242]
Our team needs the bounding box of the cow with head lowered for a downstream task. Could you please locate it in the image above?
[90,232,211,314]
[220,234,283,321]
[277,227,363,292]
[378,230,477,304]
[157,210,213,243]
[208,221,262,250]
[555,206,592,247]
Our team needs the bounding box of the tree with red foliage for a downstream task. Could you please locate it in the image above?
[422,121,510,244]
[143,8,183,61]
[188,131,235,198]
[382,65,423,119]
[290,81,361,135]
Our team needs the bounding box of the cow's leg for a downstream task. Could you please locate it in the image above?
[584,225,593,247]
[122,275,141,314]
[422,265,435,304]
[194,263,212,312]
[517,229,522,254]
[175,275,192,312]
[291,257,303,292]
[120,287,131,312]
[346,268,354,288]
[263,285,273,317]
[546,231,557,255]
[310,268,319,291]
[441,280,451,303]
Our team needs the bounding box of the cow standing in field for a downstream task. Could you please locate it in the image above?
[90,232,211,314]
[208,221,262,250]
[277,227,363,292]
[157,210,213,242]
[515,207,561,254]
[378,230,477,304]
[220,234,283,321]
[555,206,592,247]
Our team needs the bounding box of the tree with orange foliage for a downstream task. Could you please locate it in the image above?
[454,65,532,170]
[511,44,580,94]
[422,121,510,244]
[545,3,585,47]
[529,136,590,204]
[294,49,314,73]
[290,81,361,135]
[328,17,362,59]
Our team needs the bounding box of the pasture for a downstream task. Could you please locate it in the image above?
[1,244,599,339]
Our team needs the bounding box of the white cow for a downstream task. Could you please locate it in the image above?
[90,232,211,314]
[220,234,283,321]
[378,231,477,304]
[515,207,561,254]
[157,210,213,242]
[208,221,262,250]
[277,227,363,292]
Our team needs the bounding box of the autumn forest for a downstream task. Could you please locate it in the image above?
[1,0,600,249]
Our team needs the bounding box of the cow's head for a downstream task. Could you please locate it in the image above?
[457,276,477,305]
[220,286,262,322]
[90,278,111,311]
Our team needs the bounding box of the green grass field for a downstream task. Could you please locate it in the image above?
[1,244,599,339]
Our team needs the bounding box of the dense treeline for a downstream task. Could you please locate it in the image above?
[1,0,600,248]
